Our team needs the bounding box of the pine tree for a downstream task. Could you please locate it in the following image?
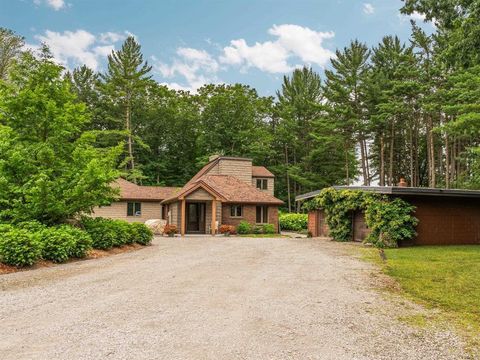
[101,36,152,182]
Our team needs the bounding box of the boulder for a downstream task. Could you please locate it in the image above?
[145,219,167,235]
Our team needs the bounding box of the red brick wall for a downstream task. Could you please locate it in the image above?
[222,204,279,233]
[308,210,329,237]
[308,211,317,236]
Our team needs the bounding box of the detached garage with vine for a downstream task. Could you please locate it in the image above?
[297,186,480,246]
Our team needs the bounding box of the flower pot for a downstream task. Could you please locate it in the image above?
[224,232,230,237]
[168,233,175,237]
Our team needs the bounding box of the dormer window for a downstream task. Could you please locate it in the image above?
[256,178,268,190]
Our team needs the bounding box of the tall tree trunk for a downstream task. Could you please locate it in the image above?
[389,120,395,186]
[409,122,414,186]
[125,96,135,182]
[426,114,435,188]
[359,135,368,186]
[344,142,350,185]
[379,134,385,186]
[445,132,450,189]
[285,144,291,213]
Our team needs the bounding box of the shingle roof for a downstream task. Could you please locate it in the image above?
[163,175,284,205]
[252,166,275,178]
[114,178,180,201]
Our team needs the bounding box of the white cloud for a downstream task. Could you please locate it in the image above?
[220,24,335,73]
[30,29,126,70]
[363,3,375,15]
[46,0,65,10]
[399,11,427,22]
[153,47,220,93]
[34,0,66,11]
[99,31,126,44]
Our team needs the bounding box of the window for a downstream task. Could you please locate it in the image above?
[161,205,167,220]
[256,178,268,190]
[256,206,268,223]
[230,205,243,217]
[127,202,141,216]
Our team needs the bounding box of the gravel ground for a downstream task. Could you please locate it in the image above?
[0,236,472,360]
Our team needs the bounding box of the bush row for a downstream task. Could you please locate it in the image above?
[279,213,308,231]
[0,218,153,267]
[236,221,275,234]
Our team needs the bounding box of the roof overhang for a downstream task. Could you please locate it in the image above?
[162,181,226,203]
[295,186,480,202]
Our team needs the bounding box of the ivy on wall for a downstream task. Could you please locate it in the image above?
[303,188,418,248]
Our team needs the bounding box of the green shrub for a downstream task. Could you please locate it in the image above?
[111,220,134,246]
[16,221,47,233]
[279,213,308,231]
[0,228,42,266]
[81,217,116,250]
[252,225,263,234]
[262,224,275,234]
[131,223,153,245]
[236,221,251,234]
[38,226,77,263]
[60,226,92,258]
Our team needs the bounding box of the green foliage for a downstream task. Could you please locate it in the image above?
[110,220,135,246]
[60,225,92,258]
[364,198,418,248]
[262,224,275,234]
[0,228,41,266]
[279,213,307,231]
[81,217,117,250]
[38,226,77,263]
[130,222,153,245]
[236,221,251,235]
[304,188,418,247]
[0,51,121,225]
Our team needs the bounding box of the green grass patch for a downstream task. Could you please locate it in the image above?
[362,245,480,343]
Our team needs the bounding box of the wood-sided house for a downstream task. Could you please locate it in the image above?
[297,185,480,246]
[92,156,283,235]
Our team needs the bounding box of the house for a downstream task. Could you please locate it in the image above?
[296,184,480,246]
[161,155,283,235]
[93,155,283,235]
[91,178,179,223]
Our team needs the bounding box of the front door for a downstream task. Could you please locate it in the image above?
[186,202,206,233]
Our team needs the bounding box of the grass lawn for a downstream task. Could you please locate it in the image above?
[364,245,480,342]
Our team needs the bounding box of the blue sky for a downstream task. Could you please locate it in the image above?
[2,0,434,95]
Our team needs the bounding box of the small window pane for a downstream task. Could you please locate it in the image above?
[127,202,134,216]
[231,205,242,217]
[263,206,268,223]
[256,179,262,189]
[256,206,262,223]
[134,202,141,216]
[262,179,268,190]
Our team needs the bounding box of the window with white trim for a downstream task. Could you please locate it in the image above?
[256,178,268,190]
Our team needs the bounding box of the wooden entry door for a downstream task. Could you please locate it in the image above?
[353,211,370,242]
[186,203,206,233]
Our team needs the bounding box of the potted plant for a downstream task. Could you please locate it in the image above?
[219,224,235,237]
[164,224,177,237]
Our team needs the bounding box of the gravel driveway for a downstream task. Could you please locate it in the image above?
[0,236,470,360]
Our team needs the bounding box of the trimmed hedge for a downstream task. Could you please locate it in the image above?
[38,226,77,263]
[0,228,42,266]
[237,221,251,234]
[0,217,153,267]
[279,213,308,231]
[131,223,153,245]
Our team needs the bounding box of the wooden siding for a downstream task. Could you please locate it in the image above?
[92,201,162,223]
[185,188,214,200]
[205,158,253,184]
[252,177,274,196]
[404,196,480,245]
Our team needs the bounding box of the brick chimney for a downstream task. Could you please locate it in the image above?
[397,178,408,187]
